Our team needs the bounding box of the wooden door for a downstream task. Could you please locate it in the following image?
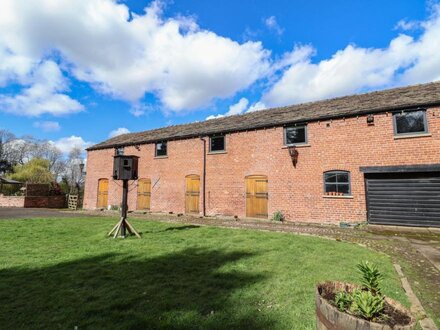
[246,175,268,218]
[137,178,151,210]
[185,175,200,214]
[97,178,109,208]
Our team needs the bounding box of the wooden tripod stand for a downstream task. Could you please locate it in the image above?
[108,179,141,238]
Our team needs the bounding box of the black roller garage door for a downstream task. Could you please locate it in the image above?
[365,172,440,227]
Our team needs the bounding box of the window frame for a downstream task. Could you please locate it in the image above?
[283,124,308,146]
[155,141,168,157]
[209,135,226,153]
[392,109,428,136]
[323,170,351,196]
[115,147,124,156]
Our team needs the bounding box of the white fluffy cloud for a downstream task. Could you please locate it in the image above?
[33,120,61,132]
[206,97,249,120]
[0,60,84,116]
[0,0,270,114]
[109,127,130,138]
[262,4,440,107]
[394,19,420,31]
[264,16,284,35]
[227,98,250,116]
[51,135,93,154]
[206,97,267,120]
[247,101,267,112]
[1,0,440,118]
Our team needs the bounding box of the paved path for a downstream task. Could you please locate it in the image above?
[408,239,440,271]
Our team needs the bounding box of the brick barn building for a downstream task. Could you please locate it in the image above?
[84,81,440,227]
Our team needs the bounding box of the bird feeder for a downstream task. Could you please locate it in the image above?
[108,155,141,239]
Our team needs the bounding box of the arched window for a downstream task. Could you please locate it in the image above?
[323,171,351,196]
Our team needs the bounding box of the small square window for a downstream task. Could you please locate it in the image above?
[115,147,124,156]
[284,126,307,145]
[324,171,351,196]
[210,135,225,152]
[393,110,428,135]
[155,141,167,157]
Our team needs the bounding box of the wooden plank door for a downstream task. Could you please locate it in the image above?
[137,178,151,210]
[246,175,268,218]
[97,178,109,208]
[185,175,200,214]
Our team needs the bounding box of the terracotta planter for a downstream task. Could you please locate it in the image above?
[316,282,416,330]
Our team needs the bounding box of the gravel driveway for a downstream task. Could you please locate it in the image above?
[0,207,94,219]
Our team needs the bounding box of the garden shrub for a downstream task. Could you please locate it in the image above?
[333,261,385,321]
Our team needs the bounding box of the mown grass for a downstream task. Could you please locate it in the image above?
[0,217,407,329]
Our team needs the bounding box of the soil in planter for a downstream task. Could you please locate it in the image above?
[319,283,412,327]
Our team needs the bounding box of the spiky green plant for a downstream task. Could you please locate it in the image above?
[351,290,385,321]
[357,261,383,295]
[335,290,353,312]
[271,210,285,222]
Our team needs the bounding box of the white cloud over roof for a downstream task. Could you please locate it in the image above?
[0,0,439,119]
[262,4,440,107]
[109,127,130,138]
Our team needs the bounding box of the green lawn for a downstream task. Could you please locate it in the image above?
[0,217,408,329]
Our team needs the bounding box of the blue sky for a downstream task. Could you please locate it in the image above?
[0,0,439,154]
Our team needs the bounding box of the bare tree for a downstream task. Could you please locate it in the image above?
[31,142,66,180]
[63,147,85,194]
[0,130,16,174]
[1,131,85,193]
[3,135,36,166]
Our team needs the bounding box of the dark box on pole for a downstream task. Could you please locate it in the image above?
[113,155,139,180]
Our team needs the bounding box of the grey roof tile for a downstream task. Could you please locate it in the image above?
[88,81,440,151]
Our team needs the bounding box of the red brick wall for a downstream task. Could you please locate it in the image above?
[26,184,50,196]
[83,107,440,223]
[24,196,66,208]
[0,195,25,208]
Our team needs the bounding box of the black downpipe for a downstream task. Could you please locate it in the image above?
[200,137,207,217]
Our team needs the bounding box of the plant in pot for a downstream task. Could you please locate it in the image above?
[316,261,415,329]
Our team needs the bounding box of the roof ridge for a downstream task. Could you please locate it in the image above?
[88,80,440,151]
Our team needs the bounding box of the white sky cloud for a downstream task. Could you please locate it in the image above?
[394,19,420,31]
[227,98,249,116]
[0,0,270,114]
[33,120,61,132]
[206,97,266,119]
[247,101,266,112]
[264,16,284,35]
[0,0,439,119]
[206,97,248,120]
[109,127,130,138]
[262,4,440,107]
[51,135,93,154]
[0,60,84,116]
[206,114,224,120]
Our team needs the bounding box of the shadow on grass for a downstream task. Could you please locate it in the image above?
[0,248,273,329]
[164,225,201,231]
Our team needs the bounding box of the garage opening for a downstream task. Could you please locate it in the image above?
[362,165,440,227]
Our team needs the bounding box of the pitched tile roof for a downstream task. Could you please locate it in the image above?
[0,177,22,184]
[88,81,440,151]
